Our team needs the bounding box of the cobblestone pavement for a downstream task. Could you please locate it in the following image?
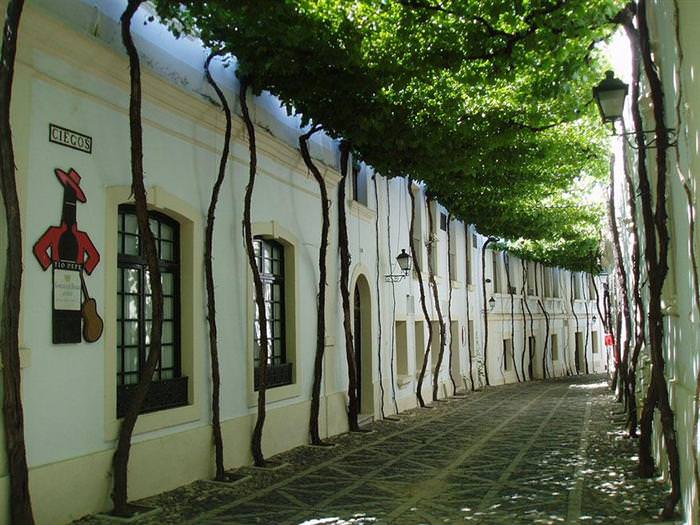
[78,375,672,524]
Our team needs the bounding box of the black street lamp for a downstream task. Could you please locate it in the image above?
[385,249,412,282]
[593,70,628,128]
[592,71,675,147]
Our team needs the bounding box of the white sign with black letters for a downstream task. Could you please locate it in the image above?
[49,124,92,154]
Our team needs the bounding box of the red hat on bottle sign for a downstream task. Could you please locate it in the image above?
[55,168,86,203]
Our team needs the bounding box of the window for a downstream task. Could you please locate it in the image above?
[428,202,440,275]
[415,321,425,377]
[543,267,552,297]
[449,223,458,281]
[504,253,516,294]
[411,190,424,272]
[396,321,408,376]
[253,237,292,389]
[116,206,186,417]
[527,261,536,295]
[492,251,501,293]
[439,212,448,232]
[574,273,583,300]
[430,320,441,371]
[467,320,474,357]
[351,160,368,206]
[552,268,560,298]
[503,339,512,371]
[551,334,559,361]
[592,331,599,354]
[465,229,472,285]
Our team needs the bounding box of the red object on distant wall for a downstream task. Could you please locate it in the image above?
[604,333,615,347]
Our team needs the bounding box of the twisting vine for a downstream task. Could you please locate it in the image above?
[373,174,387,419]
[240,79,270,465]
[408,178,433,407]
[0,0,34,522]
[426,196,447,402]
[203,51,232,480]
[385,177,400,415]
[299,125,331,444]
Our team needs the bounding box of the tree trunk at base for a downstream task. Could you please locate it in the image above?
[113,2,165,513]
[522,260,536,379]
[607,162,630,403]
[571,273,580,375]
[407,179,433,408]
[583,291,590,374]
[337,143,360,431]
[239,80,270,467]
[372,174,387,419]
[384,177,400,414]
[203,52,232,481]
[623,3,682,515]
[612,311,622,392]
[520,298,528,380]
[481,238,496,385]
[426,197,447,402]
[466,242,475,390]
[638,377,657,478]
[621,122,644,438]
[446,215,457,395]
[535,264,549,379]
[504,254,520,382]
[520,260,529,379]
[300,126,331,443]
[0,1,35,523]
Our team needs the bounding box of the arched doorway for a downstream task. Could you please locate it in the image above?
[352,275,373,415]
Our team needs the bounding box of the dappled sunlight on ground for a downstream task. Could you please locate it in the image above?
[569,381,609,390]
[75,375,671,524]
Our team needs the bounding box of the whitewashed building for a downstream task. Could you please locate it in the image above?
[0,1,606,523]
[607,1,700,521]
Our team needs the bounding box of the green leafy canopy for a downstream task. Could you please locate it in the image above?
[153,0,621,271]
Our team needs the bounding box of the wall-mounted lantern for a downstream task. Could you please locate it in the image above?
[593,71,628,128]
[593,71,675,147]
[488,296,496,311]
[385,249,412,282]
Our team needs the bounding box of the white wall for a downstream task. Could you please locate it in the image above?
[0,1,608,523]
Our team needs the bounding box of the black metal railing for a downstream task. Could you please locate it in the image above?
[254,362,293,390]
[117,376,188,418]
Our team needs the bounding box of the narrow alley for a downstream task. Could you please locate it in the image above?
[78,376,667,524]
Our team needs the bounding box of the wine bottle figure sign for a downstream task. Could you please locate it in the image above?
[34,168,101,344]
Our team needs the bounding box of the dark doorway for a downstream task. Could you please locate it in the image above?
[575,332,582,374]
[354,283,362,411]
[528,336,536,380]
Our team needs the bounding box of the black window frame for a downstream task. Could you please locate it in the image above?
[253,237,292,389]
[439,212,448,232]
[116,205,186,417]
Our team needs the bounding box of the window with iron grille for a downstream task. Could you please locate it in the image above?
[465,228,472,285]
[253,237,292,389]
[116,205,186,417]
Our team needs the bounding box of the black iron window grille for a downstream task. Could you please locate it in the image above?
[116,205,186,417]
[253,237,292,389]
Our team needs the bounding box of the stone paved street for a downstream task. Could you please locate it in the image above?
[79,375,670,524]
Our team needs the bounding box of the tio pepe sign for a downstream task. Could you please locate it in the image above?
[49,123,92,154]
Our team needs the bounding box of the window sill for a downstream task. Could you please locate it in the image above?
[247,381,301,407]
[349,200,376,222]
[105,401,200,440]
[397,374,413,388]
